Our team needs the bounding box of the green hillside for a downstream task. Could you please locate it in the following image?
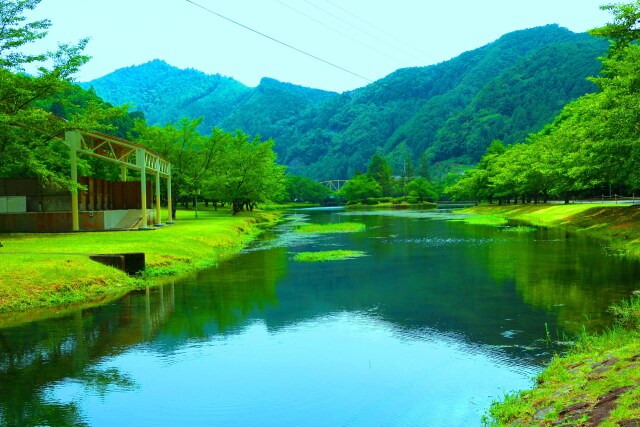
[79,59,253,131]
[83,25,608,181]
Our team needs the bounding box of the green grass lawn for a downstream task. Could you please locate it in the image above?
[460,203,616,227]
[0,207,278,315]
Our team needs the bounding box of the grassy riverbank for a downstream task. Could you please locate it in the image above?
[460,203,640,256]
[486,298,640,426]
[462,204,640,426]
[0,207,278,318]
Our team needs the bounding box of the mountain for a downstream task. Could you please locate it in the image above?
[82,25,608,180]
[79,59,253,131]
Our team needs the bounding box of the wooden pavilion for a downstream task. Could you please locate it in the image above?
[0,130,172,233]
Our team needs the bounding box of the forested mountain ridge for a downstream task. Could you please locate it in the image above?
[80,59,254,131]
[82,25,608,180]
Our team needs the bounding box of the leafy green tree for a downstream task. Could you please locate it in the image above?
[0,0,126,189]
[589,2,640,56]
[136,120,285,215]
[135,118,232,216]
[1,0,55,70]
[418,152,432,180]
[367,154,393,196]
[406,178,438,202]
[339,174,381,203]
[215,131,286,214]
[284,175,331,203]
[444,168,489,203]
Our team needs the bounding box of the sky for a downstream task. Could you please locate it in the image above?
[26,0,611,93]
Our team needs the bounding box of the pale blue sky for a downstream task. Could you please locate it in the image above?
[28,0,611,92]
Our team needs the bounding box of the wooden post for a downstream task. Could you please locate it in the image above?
[66,131,81,231]
[167,165,174,224]
[155,167,162,226]
[137,148,149,229]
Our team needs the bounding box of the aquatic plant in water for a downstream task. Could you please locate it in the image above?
[295,222,366,234]
[500,225,537,233]
[293,250,367,262]
[456,215,509,226]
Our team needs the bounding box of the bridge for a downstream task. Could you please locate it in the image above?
[320,180,348,192]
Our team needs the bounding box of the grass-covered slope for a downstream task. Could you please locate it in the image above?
[486,297,640,426]
[461,204,640,257]
[0,208,277,316]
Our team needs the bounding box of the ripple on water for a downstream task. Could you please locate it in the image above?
[340,209,470,221]
[380,236,497,247]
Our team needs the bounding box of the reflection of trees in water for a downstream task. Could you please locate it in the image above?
[470,227,640,332]
[0,284,173,426]
[156,246,286,340]
[257,216,640,364]
[0,246,286,426]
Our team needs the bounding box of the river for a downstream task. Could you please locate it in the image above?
[1,207,639,426]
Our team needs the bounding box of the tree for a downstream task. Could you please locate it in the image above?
[406,178,438,202]
[216,131,286,214]
[0,0,126,189]
[589,2,640,57]
[338,173,381,203]
[1,0,54,70]
[284,175,331,203]
[136,121,286,215]
[418,152,432,180]
[444,168,489,203]
[135,118,232,216]
[367,154,394,196]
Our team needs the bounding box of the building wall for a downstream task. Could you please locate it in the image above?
[0,210,156,233]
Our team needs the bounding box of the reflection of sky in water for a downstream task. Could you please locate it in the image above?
[46,313,537,427]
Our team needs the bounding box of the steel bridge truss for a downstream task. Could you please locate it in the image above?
[320,180,348,192]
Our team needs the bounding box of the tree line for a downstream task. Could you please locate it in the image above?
[445,2,640,205]
[338,154,438,205]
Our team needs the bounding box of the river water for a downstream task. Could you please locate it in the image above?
[2,208,640,426]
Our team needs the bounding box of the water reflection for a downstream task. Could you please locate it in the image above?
[1,208,639,426]
[0,246,285,427]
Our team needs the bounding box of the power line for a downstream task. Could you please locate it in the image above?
[323,0,431,60]
[183,0,409,97]
[304,0,422,63]
[273,0,405,66]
